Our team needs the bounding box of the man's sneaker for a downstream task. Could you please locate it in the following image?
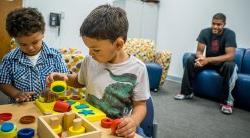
[221,104,233,114]
[174,93,193,100]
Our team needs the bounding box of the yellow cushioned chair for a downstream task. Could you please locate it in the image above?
[124,38,172,88]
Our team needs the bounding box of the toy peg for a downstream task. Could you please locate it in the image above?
[63,112,75,130]
[50,117,60,128]
[49,117,62,135]
[72,118,82,130]
[68,118,85,136]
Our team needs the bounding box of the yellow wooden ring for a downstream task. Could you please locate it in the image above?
[68,126,85,136]
[50,81,67,94]
[38,96,44,102]
[52,125,62,135]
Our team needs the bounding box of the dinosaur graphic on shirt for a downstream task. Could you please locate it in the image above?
[86,69,137,118]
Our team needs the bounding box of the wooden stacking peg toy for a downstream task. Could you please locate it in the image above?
[37,112,101,138]
[68,118,85,136]
[49,117,62,135]
[63,112,75,130]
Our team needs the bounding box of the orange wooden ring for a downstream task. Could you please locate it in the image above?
[19,115,35,124]
[101,118,113,128]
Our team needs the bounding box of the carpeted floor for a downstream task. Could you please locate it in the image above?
[1,80,250,138]
[151,80,250,138]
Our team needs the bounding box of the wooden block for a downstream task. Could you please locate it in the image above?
[63,112,75,130]
[50,117,60,129]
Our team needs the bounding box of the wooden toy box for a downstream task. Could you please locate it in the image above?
[37,112,101,138]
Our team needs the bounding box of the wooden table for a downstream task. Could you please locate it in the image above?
[0,102,141,138]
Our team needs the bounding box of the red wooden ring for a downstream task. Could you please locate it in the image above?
[101,118,113,128]
[0,113,12,121]
[111,118,122,135]
[53,101,71,112]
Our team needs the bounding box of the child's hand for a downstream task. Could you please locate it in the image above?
[40,88,58,103]
[116,116,137,138]
[15,91,35,103]
[46,72,68,86]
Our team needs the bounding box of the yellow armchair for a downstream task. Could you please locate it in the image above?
[59,48,84,74]
[124,38,172,86]
[59,48,85,95]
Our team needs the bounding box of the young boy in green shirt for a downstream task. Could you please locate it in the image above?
[47,4,150,137]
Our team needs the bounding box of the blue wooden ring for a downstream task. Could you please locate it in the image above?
[17,128,34,138]
[1,122,14,132]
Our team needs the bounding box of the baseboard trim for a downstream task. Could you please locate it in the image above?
[166,75,182,84]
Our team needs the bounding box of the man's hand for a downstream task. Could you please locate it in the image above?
[15,91,35,103]
[196,54,205,59]
[195,57,209,67]
[116,116,137,138]
[46,72,68,86]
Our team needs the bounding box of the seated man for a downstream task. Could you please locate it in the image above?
[174,13,238,115]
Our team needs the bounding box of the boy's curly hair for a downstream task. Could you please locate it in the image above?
[80,4,128,42]
[6,7,45,37]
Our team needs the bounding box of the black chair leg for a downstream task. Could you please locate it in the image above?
[152,123,158,138]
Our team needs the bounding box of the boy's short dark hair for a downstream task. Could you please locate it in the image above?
[6,7,45,37]
[213,13,226,23]
[80,4,128,42]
